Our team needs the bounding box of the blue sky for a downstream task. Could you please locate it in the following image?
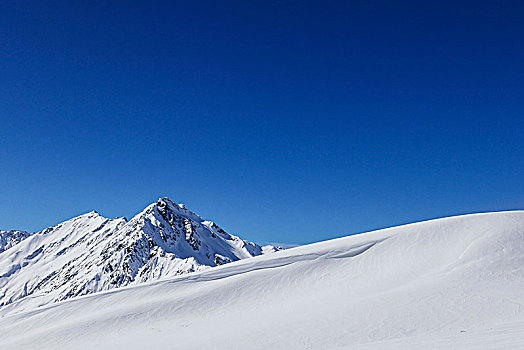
[1,1,522,245]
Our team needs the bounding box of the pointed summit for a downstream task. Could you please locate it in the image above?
[0,198,280,313]
[140,197,204,223]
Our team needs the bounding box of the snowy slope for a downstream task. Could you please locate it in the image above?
[0,210,522,349]
[0,198,277,314]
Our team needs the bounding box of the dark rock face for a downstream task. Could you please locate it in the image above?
[0,230,31,253]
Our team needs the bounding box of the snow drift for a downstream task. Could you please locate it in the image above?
[0,210,523,349]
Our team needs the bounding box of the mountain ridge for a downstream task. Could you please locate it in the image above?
[0,197,279,314]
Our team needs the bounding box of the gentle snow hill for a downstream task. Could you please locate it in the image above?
[0,211,523,350]
[0,198,278,314]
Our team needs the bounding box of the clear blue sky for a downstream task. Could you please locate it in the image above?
[1,1,522,245]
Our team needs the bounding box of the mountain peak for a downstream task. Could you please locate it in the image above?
[0,198,279,314]
[75,210,104,219]
[157,196,175,205]
[146,197,204,222]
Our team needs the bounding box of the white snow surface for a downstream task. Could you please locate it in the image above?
[0,198,278,315]
[1,210,523,349]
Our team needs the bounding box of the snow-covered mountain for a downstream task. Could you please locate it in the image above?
[0,197,278,314]
[0,210,522,350]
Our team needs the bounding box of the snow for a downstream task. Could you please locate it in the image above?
[0,210,522,349]
[0,198,277,314]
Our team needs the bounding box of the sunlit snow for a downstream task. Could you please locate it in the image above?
[1,210,522,349]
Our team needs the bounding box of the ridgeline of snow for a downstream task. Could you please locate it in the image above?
[0,198,278,314]
[1,210,523,349]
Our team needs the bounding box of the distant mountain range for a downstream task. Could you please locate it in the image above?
[0,197,279,314]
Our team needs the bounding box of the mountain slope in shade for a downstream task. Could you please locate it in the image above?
[0,230,31,254]
[0,210,522,350]
[0,198,278,314]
